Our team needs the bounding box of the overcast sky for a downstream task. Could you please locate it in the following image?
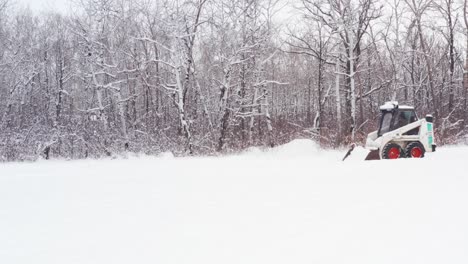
[15,0,298,24]
[17,0,71,13]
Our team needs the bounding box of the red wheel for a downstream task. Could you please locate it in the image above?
[410,147,423,158]
[382,143,404,159]
[388,147,401,159]
[405,142,425,158]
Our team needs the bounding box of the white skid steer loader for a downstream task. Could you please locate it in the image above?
[343,101,436,161]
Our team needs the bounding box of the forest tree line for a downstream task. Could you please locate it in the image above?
[0,0,467,161]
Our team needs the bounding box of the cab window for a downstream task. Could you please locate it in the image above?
[393,110,417,129]
[379,112,393,136]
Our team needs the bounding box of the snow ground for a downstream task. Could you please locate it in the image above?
[1,140,468,264]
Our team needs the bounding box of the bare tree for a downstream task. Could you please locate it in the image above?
[301,0,381,141]
[0,0,467,161]
[405,0,439,117]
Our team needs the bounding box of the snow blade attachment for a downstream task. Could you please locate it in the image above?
[365,150,380,160]
[342,143,356,161]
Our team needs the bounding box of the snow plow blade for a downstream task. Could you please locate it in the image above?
[365,150,380,160]
[342,145,380,161]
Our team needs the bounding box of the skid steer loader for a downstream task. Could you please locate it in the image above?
[344,101,436,161]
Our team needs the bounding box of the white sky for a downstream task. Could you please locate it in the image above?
[14,0,298,22]
[16,0,71,13]
[14,0,300,27]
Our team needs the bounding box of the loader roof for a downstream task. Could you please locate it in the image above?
[379,101,414,111]
[399,105,415,110]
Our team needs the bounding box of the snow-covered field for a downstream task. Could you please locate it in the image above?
[1,140,468,264]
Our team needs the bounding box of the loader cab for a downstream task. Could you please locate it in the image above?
[378,104,418,137]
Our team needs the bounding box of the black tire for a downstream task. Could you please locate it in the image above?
[405,142,425,158]
[382,143,404,159]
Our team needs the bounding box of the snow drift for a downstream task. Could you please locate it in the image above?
[1,140,468,264]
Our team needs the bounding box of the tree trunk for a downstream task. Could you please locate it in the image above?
[349,30,357,141]
[217,66,232,152]
[335,55,342,143]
